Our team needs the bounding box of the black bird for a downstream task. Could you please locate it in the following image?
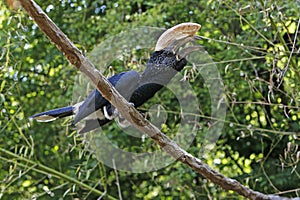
[30,22,201,133]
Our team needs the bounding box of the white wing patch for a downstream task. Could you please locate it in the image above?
[32,115,57,122]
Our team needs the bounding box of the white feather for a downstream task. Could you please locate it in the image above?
[32,115,57,122]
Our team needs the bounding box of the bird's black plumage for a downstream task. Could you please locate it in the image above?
[30,37,198,133]
[130,50,187,108]
[78,50,188,133]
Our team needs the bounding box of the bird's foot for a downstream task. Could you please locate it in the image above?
[103,105,118,120]
[103,102,135,122]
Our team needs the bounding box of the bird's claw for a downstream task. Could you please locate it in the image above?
[103,102,135,122]
[103,105,118,120]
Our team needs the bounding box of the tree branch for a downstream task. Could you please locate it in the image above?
[19,0,294,199]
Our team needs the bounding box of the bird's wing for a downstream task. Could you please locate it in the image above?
[73,70,140,124]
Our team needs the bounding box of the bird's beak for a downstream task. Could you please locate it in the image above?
[178,45,203,60]
[155,22,201,52]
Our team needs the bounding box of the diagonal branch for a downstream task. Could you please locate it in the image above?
[19,0,294,199]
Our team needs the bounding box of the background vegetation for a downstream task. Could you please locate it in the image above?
[0,0,299,199]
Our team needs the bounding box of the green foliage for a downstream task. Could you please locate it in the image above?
[1,0,299,199]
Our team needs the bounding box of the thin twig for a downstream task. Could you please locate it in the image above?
[195,55,265,67]
[112,159,123,200]
[278,18,300,87]
[198,35,268,54]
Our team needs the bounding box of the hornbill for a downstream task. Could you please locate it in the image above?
[30,22,201,133]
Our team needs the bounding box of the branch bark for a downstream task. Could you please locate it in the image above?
[19,0,294,199]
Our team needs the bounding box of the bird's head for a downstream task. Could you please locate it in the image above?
[143,23,201,79]
[150,22,201,70]
[147,50,188,72]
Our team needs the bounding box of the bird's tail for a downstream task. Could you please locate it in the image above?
[30,106,74,122]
